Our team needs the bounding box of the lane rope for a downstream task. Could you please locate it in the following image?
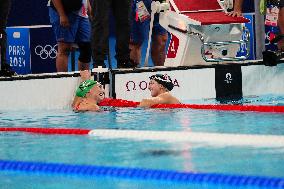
[88,129,284,147]
[0,127,90,135]
[1,127,284,147]
[0,160,283,188]
[98,98,284,113]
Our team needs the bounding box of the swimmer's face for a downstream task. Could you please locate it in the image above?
[88,83,105,103]
[148,79,163,97]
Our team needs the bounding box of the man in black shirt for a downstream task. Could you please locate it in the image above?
[91,0,133,69]
[0,0,16,76]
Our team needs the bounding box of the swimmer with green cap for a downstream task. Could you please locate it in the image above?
[72,70,105,111]
[139,73,180,107]
[75,80,98,97]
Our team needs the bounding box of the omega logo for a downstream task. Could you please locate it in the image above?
[224,73,233,84]
[126,79,180,91]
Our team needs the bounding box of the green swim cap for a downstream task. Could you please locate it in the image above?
[76,80,97,97]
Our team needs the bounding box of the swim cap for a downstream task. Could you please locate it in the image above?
[149,74,174,91]
[76,80,97,97]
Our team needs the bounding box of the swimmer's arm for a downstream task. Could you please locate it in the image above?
[72,96,81,109]
[138,97,165,107]
[80,70,91,81]
[73,71,91,107]
[76,101,100,112]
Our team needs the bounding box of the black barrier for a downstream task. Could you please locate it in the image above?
[243,0,255,13]
[7,0,50,26]
[215,65,243,103]
[0,33,2,71]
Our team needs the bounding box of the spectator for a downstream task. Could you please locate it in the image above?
[91,0,133,69]
[139,74,180,107]
[227,0,284,51]
[0,0,16,76]
[48,0,92,72]
[130,0,168,67]
[278,0,284,51]
[226,0,244,17]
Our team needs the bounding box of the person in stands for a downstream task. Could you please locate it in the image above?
[277,0,284,51]
[49,0,92,72]
[227,0,284,51]
[139,74,180,107]
[91,0,133,68]
[130,0,168,67]
[0,0,16,76]
[226,0,244,17]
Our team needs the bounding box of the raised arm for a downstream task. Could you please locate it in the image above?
[72,70,91,109]
[80,70,91,81]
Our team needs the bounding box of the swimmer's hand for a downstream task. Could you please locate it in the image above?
[226,10,243,17]
[74,98,100,112]
[80,70,91,81]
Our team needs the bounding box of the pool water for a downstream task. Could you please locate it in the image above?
[185,94,284,106]
[0,95,284,189]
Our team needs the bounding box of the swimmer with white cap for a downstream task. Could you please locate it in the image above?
[139,74,180,107]
[72,70,105,111]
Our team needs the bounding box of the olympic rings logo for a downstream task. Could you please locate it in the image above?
[34,44,58,59]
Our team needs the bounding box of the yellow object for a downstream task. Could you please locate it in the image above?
[260,0,267,14]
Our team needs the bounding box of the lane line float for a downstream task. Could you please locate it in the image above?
[0,160,283,188]
[1,127,284,147]
[98,98,284,113]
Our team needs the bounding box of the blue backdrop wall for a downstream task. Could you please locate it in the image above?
[7,0,50,26]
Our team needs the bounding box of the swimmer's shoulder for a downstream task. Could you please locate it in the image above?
[159,92,180,104]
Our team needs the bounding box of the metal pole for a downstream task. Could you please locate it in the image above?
[254,0,266,59]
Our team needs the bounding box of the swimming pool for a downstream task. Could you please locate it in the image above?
[0,95,284,189]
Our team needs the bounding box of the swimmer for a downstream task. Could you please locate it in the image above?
[139,74,180,107]
[72,70,105,111]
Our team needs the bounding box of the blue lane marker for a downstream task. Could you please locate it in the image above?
[0,160,283,188]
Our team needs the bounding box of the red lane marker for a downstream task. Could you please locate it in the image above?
[0,127,91,135]
[99,98,284,113]
[99,98,139,107]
